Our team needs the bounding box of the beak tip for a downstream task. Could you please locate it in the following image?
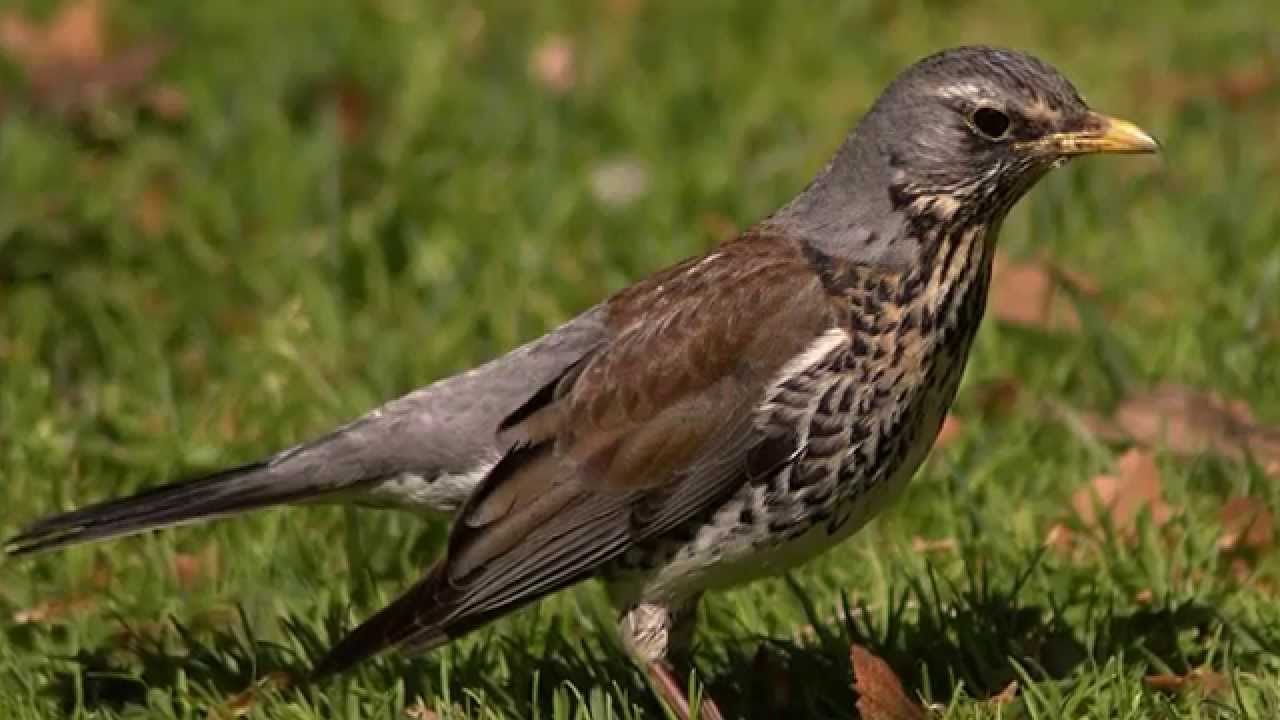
[1094,113,1162,155]
[1133,127,1163,155]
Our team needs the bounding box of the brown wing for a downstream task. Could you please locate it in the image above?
[311,233,838,676]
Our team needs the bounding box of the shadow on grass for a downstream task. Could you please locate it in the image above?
[27,552,1280,718]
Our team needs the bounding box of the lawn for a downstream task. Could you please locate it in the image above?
[3,0,1280,718]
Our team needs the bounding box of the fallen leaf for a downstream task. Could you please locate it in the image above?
[1217,61,1278,108]
[1071,448,1173,536]
[988,680,1018,705]
[1043,522,1075,555]
[1138,58,1278,112]
[0,0,104,69]
[0,0,172,116]
[990,252,1097,332]
[933,414,963,449]
[973,377,1022,417]
[142,83,187,120]
[217,672,293,719]
[173,544,220,589]
[13,553,112,623]
[1069,408,1131,445]
[89,551,114,589]
[331,78,371,146]
[530,35,575,94]
[12,593,97,624]
[132,176,173,238]
[1134,588,1154,604]
[1143,672,1184,692]
[1227,556,1255,584]
[1144,668,1229,696]
[911,536,958,554]
[850,644,925,720]
[1218,496,1275,553]
[1110,384,1280,473]
[404,698,440,720]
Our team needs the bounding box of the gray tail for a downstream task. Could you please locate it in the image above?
[5,460,314,555]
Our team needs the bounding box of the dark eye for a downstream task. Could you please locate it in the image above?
[971,107,1011,140]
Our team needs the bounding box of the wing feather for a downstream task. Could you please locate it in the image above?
[312,232,841,676]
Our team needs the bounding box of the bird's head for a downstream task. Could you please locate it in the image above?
[865,46,1159,226]
[768,46,1158,266]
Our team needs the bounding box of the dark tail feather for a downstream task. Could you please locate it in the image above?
[310,565,455,679]
[4,460,313,555]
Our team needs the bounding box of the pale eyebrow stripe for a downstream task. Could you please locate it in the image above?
[932,81,988,101]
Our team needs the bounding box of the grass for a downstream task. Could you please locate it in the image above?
[2,0,1280,717]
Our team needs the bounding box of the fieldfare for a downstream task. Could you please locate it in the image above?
[8,46,1158,719]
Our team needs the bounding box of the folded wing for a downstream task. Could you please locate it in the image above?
[312,232,838,675]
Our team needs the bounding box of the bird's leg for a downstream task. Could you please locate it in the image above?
[618,595,725,720]
[646,660,725,720]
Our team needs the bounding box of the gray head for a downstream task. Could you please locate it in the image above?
[771,46,1158,263]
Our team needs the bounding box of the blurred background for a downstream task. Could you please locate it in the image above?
[1,1,1279,718]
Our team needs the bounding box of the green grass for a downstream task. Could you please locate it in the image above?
[3,0,1280,717]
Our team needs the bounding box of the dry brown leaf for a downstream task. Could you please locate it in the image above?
[990,252,1096,332]
[173,544,220,589]
[14,553,112,623]
[911,536,958,554]
[1217,62,1277,108]
[1227,557,1255,584]
[1144,668,1229,696]
[1111,384,1280,473]
[988,680,1018,705]
[973,377,1022,417]
[851,644,926,720]
[12,593,97,624]
[0,0,105,69]
[132,177,173,238]
[0,0,172,116]
[1139,58,1278,111]
[1134,588,1154,604]
[1070,409,1131,445]
[89,551,114,589]
[404,698,440,720]
[1218,495,1275,553]
[1044,522,1075,555]
[216,672,293,719]
[933,414,964,450]
[1071,449,1173,536]
[530,35,575,94]
[331,79,371,146]
[143,83,187,120]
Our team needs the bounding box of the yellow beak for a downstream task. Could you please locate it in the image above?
[1039,112,1161,155]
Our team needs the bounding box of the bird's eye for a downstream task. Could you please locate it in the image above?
[970,107,1011,140]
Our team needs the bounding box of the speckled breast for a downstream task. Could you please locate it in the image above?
[608,237,994,603]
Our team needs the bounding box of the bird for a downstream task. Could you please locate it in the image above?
[7,46,1158,719]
